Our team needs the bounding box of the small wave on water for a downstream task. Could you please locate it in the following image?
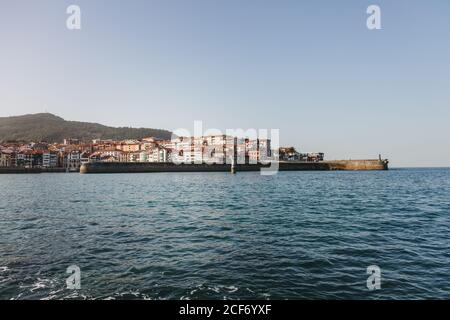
[103,291,153,300]
[0,267,12,288]
[181,283,272,300]
[19,278,58,293]
[0,266,10,273]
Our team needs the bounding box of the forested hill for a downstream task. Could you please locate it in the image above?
[0,113,172,143]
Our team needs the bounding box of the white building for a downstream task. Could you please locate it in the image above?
[150,147,170,163]
[139,151,149,162]
[66,151,82,170]
[42,152,58,168]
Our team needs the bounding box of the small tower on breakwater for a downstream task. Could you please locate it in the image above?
[230,136,238,174]
[231,157,236,174]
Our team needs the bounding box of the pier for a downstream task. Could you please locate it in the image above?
[79,159,388,174]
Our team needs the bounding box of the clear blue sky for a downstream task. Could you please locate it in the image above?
[1,0,449,167]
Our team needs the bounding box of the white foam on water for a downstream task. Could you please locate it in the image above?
[0,266,9,272]
[108,290,153,300]
[0,277,12,285]
[208,286,220,293]
[41,288,65,300]
[27,278,56,292]
[189,288,198,295]
[224,285,238,293]
[10,293,23,300]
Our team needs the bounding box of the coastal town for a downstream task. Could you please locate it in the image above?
[0,135,325,171]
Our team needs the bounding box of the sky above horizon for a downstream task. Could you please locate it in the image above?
[1,0,449,167]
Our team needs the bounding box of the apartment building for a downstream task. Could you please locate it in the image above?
[42,152,58,168]
[0,151,13,167]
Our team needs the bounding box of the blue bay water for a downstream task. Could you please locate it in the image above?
[0,168,449,300]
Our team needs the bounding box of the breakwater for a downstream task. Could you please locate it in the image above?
[325,159,389,171]
[0,167,75,174]
[80,159,388,174]
[0,167,42,174]
[0,160,388,174]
